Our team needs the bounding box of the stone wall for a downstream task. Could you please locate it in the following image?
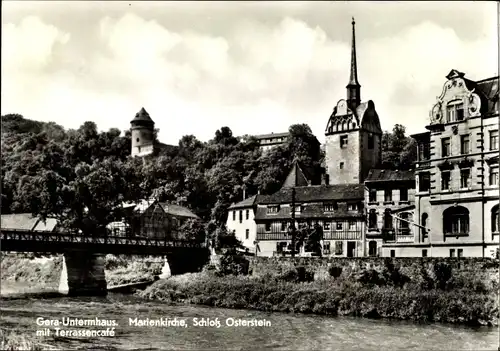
[247,256,499,283]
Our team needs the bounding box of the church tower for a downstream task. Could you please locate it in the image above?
[131,107,155,157]
[324,18,382,185]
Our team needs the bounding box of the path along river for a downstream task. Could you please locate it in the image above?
[0,286,498,350]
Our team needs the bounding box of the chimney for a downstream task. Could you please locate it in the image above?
[307,180,312,186]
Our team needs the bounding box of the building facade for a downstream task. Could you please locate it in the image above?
[254,132,290,152]
[226,195,260,252]
[404,69,499,258]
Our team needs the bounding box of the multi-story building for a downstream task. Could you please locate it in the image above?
[254,161,365,257]
[405,69,499,258]
[226,195,261,253]
[363,169,417,257]
[254,132,290,152]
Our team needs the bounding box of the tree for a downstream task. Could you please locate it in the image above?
[178,218,206,242]
[381,124,417,170]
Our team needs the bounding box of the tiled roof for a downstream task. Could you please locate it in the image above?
[258,184,364,205]
[476,77,499,115]
[254,132,289,140]
[158,203,199,219]
[131,107,154,124]
[1,213,57,231]
[229,195,259,209]
[255,203,363,221]
[365,169,415,183]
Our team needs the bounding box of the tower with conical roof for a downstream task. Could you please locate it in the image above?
[131,107,155,157]
[323,18,382,185]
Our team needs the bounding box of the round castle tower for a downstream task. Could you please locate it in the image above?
[131,107,155,157]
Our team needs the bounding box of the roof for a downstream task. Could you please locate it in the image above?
[1,213,58,232]
[228,195,259,209]
[254,132,289,140]
[258,184,364,205]
[476,76,499,115]
[255,203,363,221]
[365,169,415,183]
[131,107,154,124]
[282,161,310,187]
[157,203,199,219]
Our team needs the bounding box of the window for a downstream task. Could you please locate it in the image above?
[384,189,392,202]
[369,189,377,203]
[422,249,428,257]
[446,101,464,122]
[443,206,469,236]
[233,211,236,221]
[460,169,470,188]
[368,209,377,229]
[400,188,408,202]
[441,138,451,157]
[492,205,499,233]
[399,213,410,230]
[390,250,395,257]
[323,222,331,230]
[419,172,430,192]
[294,205,302,213]
[441,171,450,190]
[421,213,428,239]
[490,168,498,186]
[490,130,499,150]
[239,210,243,223]
[136,138,140,143]
[281,222,287,231]
[450,249,455,257]
[276,242,287,253]
[335,241,343,255]
[246,210,249,220]
[265,223,271,232]
[324,203,336,212]
[245,229,249,240]
[460,135,470,155]
[347,203,357,211]
[267,205,280,214]
[457,249,463,258]
[456,104,464,121]
[323,241,331,255]
[340,135,348,148]
[368,241,377,256]
[368,134,374,149]
[419,142,430,161]
[349,221,356,230]
[384,209,393,229]
[340,162,344,169]
[336,222,343,230]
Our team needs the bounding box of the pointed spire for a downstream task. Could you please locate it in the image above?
[348,17,359,86]
[346,17,361,109]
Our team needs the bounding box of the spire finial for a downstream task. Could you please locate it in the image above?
[348,17,359,86]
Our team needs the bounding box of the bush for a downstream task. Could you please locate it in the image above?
[381,259,410,287]
[328,265,343,278]
[217,253,249,276]
[433,262,453,290]
[278,266,314,283]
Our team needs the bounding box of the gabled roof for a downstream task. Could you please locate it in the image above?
[282,161,310,187]
[157,203,199,219]
[258,184,364,205]
[228,195,259,210]
[365,169,415,183]
[1,213,58,232]
[254,132,289,140]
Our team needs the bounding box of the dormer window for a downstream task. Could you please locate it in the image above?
[324,203,336,212]
[267,205,280,214]
[347,203,357,211]
[294,204,302,213]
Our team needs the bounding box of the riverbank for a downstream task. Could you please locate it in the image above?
[137,258,499,327]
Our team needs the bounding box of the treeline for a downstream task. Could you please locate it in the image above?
[1,114,415,236]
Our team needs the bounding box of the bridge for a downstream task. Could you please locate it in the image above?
[1,229,210,296]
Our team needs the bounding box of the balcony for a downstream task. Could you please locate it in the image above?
[256,230,361,241]
[382,228,414,243]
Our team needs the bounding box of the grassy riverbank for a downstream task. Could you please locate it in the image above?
[138,259,499,327]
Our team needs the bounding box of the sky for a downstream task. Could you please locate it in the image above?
[2,1,498,145]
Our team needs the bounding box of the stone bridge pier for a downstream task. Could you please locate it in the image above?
[59,248,210,296]
[59,252,107,296]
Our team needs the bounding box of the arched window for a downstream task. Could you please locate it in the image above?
[368,241,377,257]
[342,121,347,131]
[384,209,393,229]
[443,206,469,235]
[492,205,499,234]
[421,213,428,238]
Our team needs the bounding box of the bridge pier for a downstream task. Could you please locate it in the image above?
[61,252,107,296]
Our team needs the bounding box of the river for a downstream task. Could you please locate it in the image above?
[0,290,497,350]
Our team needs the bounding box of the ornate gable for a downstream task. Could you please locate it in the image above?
[429,69,482,125]
[325,99,360,134]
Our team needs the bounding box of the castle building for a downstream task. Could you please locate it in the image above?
[130,107,175,157]
[254,132,290,152]
[403,69,499,258]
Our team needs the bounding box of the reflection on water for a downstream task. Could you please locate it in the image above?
[0,288,497,350]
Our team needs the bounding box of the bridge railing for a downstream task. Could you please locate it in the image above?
[0,229,206,248]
